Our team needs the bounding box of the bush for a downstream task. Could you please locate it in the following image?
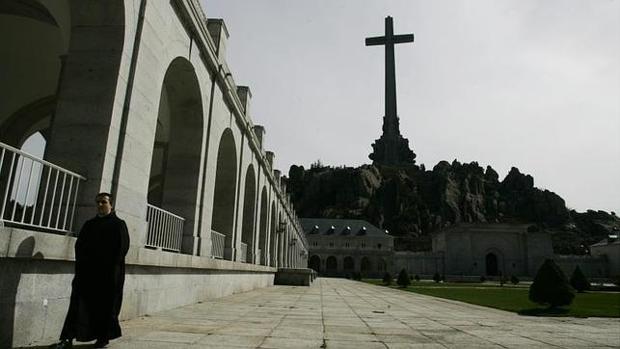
[433,272,441,283]
[397,269,411,288]
[529,259,574,308]
[382,272,392,286]
[510,275,519,285]
[351,272,362,281]
[479,275,486,283]
[569,266,591,292]
[414,274,420,282]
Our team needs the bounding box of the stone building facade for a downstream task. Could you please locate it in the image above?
[301,218,393,278]
[431,224,554,277]
[590,237,620,278]
[304,221,617,281]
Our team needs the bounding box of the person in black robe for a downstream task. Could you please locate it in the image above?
[51,193,130,349]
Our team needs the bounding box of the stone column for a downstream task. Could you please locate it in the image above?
[45,2,134,239]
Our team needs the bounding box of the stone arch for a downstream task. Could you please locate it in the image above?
[211,128,237,260]
[147,57,203,253]
[377,258,387,273]
[326,256,338,274]
[484,248,504,277]
[5,133,47,218]
[269,201,277,266]
[343,256,355,272]
[361,257,371,275]
[257,186,268,265]
[486,252,499,276]
[0,0,71,147]
[240,164,256,262]
[309,255,321,273]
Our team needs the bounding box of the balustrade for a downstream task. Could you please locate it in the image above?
[145,204,185,252]
[0,142,85,234]
[211,230,225,259]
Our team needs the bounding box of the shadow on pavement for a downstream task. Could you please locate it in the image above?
[14,345,92,349]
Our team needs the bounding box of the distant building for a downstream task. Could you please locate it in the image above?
[303,219,618,281]
[590,236,620,278]
[301,218,393,278]
[430,224,553,277]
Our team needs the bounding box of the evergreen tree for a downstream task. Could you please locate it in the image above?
[414,274,420,282]
[397,269,411,287]
[382,272,392,286]
[433,272,441,283]
[529,259,574,308]
[569,266,590,292]
[510,275,519,285]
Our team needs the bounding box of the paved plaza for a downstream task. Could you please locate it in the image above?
[43,278,620,348]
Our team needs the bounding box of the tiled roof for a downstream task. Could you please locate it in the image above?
[300,218,389,238]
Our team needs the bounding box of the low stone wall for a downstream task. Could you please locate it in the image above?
[274,268,316,286]
[0,227,276,348]
[554,254,608,279]
[392,251,444,276]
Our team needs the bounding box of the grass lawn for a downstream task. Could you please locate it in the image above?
[364,279,620,318]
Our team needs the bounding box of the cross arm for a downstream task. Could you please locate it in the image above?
[393,34,414,44]
[365,36,386,46]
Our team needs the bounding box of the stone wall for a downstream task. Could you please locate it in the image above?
[554,254,608,279]
[591,241,620,278]
[392,251,444,277]
[1,228,275,348]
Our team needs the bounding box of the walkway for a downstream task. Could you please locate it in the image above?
[67,279,620,348]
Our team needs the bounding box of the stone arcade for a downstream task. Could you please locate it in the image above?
[0,1,308,347]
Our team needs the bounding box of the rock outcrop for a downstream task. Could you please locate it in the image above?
[286,161,619,253]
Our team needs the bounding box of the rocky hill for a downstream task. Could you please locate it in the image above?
[286,161,619,253]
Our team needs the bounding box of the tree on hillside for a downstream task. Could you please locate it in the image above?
[569,266,591,292]
[529,259,574,308]
[397,269,410,288]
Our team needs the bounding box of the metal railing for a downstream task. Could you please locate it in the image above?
[145,204,184,252]
[0,141,86,234]
[239,242,248,263]
[211,230,225,259]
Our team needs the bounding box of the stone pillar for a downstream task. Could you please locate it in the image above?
[278,225,284,267]
[44,1,136,239]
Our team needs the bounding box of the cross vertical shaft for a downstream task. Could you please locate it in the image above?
[384,16,397,132]
[366,16,416,166]
[366,16,414,137]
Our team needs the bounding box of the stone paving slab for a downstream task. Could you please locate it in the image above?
[33,278,620,348]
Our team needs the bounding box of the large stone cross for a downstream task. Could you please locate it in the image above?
[366,16,413,137]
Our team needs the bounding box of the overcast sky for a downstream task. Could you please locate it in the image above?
[203,0,619,213]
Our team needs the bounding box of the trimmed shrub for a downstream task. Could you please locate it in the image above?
[414,274,420,282]
[529,259,574,308]
[569,266,591,292]
[352,272,362,281]
[397,269,411,288]
[382,272,392,286]
[510,275,519,285]
[479,275,486,283]
[433,272,441,283]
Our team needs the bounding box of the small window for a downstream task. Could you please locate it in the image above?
[377,243,382,249]
[345,242,350,248]
[329,242,334,248]
[361,243,366,248]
